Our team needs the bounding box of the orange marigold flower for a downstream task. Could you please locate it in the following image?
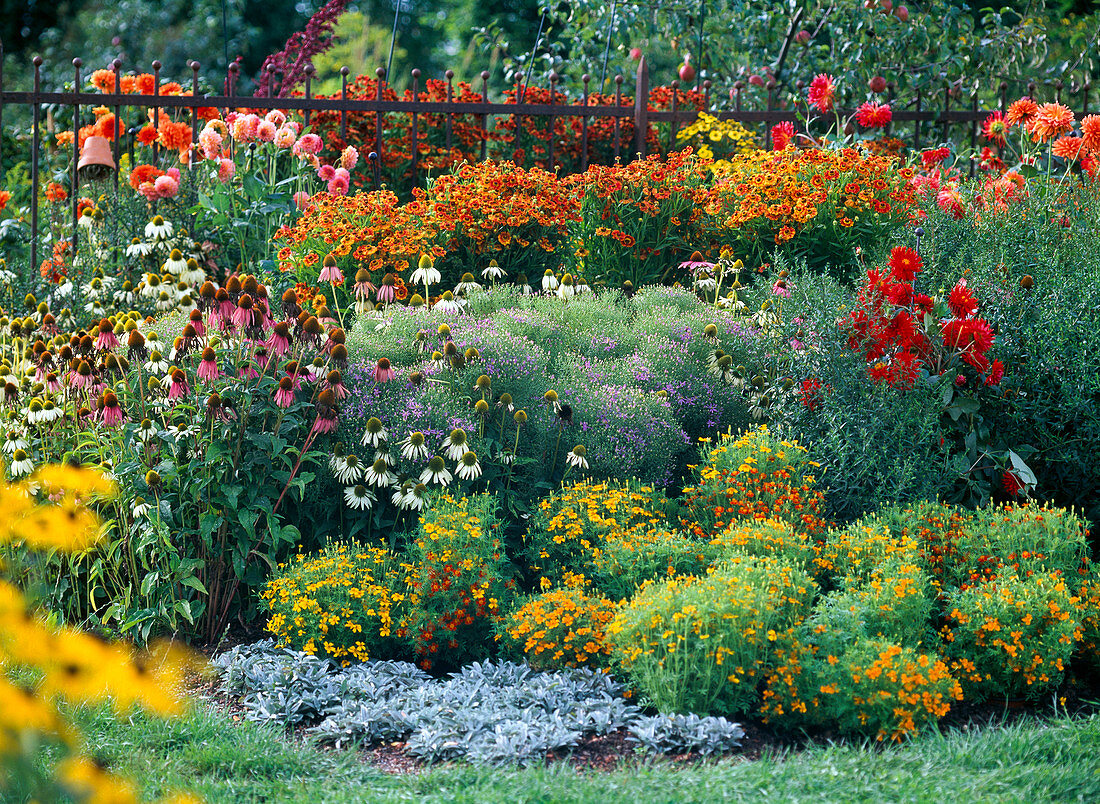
[1026,103,1074,143]
[1004,97,1038,128]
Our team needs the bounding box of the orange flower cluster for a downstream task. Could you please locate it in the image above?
[501,586,617,670]
[700,146,918,266]
[274,189,441,282]
[681,426,830,541]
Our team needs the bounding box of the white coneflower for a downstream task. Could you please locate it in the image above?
[360,416,388,448]
[410,257,441,288]
[135,418,157,443]
[145,215,174,240]
[441,428,468,461]
[132,496,152,519]
[420,455,452,486]
[2,430,28,454]
[481,260,507,281]
[557,273,576,299]
[127,238,153,259]
[455,450,482,481]
[344,484,377,510]
[391,481,415,508]
[433,290,464,314]
[163,248,188,276]
[541,269,559,292]
[363,458,396,488]
[41,400,63,423]
[332,453,365,484]
[144,350,170,375]
[566,445,589,471]
[9,448,34,477]
[454,272,483,295]
[404,482,428,510]
[180,258,206,286]
[400,431,430,461]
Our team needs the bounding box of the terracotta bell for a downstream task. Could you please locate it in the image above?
[78,136,116,181]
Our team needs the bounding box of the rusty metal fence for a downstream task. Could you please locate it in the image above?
[0,47,1095,276]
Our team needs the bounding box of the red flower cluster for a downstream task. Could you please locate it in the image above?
[845,246,1003,388]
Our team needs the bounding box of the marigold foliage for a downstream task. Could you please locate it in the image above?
[608,554,817,717]
[500,586,617,670]
[681,425,830,540]
[261,543,410,665]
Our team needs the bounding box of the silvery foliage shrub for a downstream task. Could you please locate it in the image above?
[213,641,661,766]
[627,713,746,757]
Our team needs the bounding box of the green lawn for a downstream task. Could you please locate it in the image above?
[49,702,1100,803]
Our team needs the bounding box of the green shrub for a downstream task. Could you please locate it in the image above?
[607,554,817,716]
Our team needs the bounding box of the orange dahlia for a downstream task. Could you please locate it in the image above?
[1004,97,1038,128]
[1080,115,1100,153]
[1051,135,1085,161]
[1026,103,1074,143]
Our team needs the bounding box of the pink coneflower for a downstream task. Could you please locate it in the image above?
[771,121,795,150]
[100,392,125,428]
[293,133,323,156]
[267,321,292,357]
[353,268,375,301]
[317,164,336,182]
[218,158,235,183]
[293,190,311,211]
[318,255,344,284]
[340,146,359,170]
[376,273,397,304]
[232,294,254,329]
[188,309,206,338]
[323,369,347,400]
[374,357,397,383]
[95,319,119,351]
[274,376,295,408]
[167,368,190,400]
[69,359,95,390]
[197,347,221,383]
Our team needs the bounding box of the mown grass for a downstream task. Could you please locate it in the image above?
[40,701,1100,803]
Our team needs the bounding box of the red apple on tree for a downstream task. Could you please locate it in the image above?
[679,56,696,83]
